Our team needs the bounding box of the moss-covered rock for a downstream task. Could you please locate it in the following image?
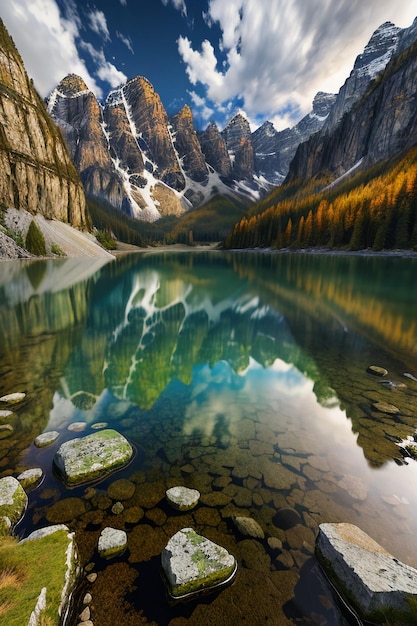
[53,429,133,486]
[161,527,237,599]
[0,476,27,526]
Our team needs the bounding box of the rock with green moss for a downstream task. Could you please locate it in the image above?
[98,526,127,559]
[53,429,133,486]
[316,522,417,622]
[161,527,237,599]
[0,476,28,526]
[17,468,43,489]
[34,431,60,448]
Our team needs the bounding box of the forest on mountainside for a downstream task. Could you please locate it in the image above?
[224,148,417,251]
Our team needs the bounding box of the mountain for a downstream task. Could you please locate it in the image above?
[323,21,401,133]
[252,92,337,184]
[47,76,333,222]
[287,19,417,183]
[0,19,87,229]
[224,18,417,252]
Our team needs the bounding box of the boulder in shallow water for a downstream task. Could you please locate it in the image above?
[316,522,417,620]
[367,365,388,377]
[17,468,43,490]
[98,527,127,559]
[0,392,26,404]
[35,431,60,447]
[166,486,200,511]
[161,527,237,599]
[53,429,133,486]
[0,476,27,526]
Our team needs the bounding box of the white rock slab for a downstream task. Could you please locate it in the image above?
[316,522,417,619]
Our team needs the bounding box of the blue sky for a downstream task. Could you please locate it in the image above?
[1,1,416,131]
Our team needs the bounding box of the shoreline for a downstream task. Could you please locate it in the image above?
[113,243,417,259]
[2,240,417,261]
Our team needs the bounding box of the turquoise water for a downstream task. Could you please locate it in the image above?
[1,250,417,625]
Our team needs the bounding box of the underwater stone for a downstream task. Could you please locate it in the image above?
[372,402,400,414]
[53,429,133,486]
[166,486,200,511]
[0,392,26,404]
[0,476,27,526]
[367,365,388,377]
[233,516,265,539]
[107,478,135,500]
[161,527,237,599]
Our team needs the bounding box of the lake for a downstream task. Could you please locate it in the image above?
[1,250,417,625]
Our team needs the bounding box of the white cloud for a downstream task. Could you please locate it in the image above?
[161,0,187,17]
[1,0,102,98]
[88,9,111,42]
[81,42,127,88]
[179,0,417,129]
[120,0,127,5]
[1,0,128,99]
[116,31,134,54]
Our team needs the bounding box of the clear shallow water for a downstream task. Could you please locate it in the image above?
[0,251,417,625]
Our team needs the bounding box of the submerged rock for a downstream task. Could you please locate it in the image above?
[0,392,26,404]
[372,402,400,414]
[0,476,27,526]
[367,365,388,377]
[166,486,200,511]
[53,429,133,486]
[233,516,265,539]
[161,527,237,599]
[316,522,417,620]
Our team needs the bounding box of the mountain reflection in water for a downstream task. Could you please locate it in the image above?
[0,251,416,626]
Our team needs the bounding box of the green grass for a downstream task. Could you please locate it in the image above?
[0,530,75,626]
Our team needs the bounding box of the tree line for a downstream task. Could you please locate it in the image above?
[224,148,417,251]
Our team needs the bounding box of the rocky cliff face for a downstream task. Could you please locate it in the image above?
[43,17,417,224]
[287,30,417,183]
[170,105,208,184]
[221,114,255,180]
[323,22,401,133]
[198,122,232,179]
[0,20,86,228]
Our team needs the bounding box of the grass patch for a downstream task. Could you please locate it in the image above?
[0,530,74,626]
[51,243,65,256]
